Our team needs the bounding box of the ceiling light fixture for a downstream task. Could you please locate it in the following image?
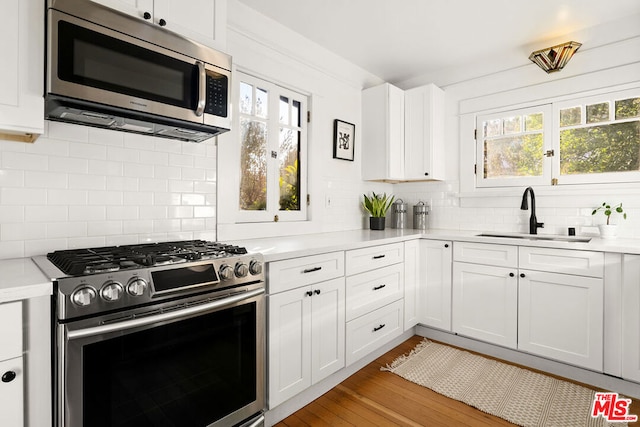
[529,41,582,73]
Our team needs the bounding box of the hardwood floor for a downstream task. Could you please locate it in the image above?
[275,335,639,427]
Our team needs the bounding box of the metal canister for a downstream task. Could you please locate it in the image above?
[391,199,407,229]
[413,202,429,230]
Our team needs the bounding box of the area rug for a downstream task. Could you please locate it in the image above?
[382,339,629,427]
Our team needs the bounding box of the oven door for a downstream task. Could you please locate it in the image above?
[57,288,265,427]
[47,6,230,128]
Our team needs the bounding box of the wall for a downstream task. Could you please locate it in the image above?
[394,13,640,238]
[216,0,390,241]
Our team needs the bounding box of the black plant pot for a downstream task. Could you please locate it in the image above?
[369,217,386,230]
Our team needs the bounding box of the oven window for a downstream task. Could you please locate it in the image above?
[82,303,257,427]
[58,21,197,109]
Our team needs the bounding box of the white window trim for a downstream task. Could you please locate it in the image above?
[476,105,553,188]
[467,84,640,193]
[235,71,308,224]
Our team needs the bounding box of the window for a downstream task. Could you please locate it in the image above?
[237,72,307,222]
[476,87,640,188]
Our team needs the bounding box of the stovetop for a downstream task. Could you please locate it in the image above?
[47,240,248,276]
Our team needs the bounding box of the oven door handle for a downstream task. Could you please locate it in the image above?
[67,288,264,340]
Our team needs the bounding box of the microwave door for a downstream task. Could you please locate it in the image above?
[48,10,206,125]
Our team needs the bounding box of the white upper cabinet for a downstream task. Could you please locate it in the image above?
[404,84,445,180]
[362,83,405,181]
[90,0,227,50]
[0,0,44,142]
[361,82,445,182]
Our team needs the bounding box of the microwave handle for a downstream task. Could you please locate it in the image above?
[195,60,206,117]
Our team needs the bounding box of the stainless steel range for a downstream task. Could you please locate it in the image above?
[34,240,265,427]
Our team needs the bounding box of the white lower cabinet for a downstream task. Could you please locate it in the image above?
[518,270,603,371]
[345,299,404,366]
[452,262,518,348]
[622,254,640,382]
[0,301,23,427]
[0,357,23,427]
[268,277,345,408]
[420,240,452,331]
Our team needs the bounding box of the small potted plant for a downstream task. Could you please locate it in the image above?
[592,202,627,238]
[363,192,395,230]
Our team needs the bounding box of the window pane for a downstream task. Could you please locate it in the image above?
[503,116,521,134]
[484,119,501,138]
[484,134,543,179]
[586,102,609,124]
[560,107,581,127]
[256,87,268,118]
[279,96,289,125]
[279,128,300,211]
[616,98,640,120]
[560,121,640,175]
[292,100,301,127]
[525,113,543,131]
[239,119,267,210]
[239,82,253,115]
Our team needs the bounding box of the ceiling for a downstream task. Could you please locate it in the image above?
[236,0,640,86]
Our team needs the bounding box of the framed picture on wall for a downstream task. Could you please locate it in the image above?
[333,119,355,161]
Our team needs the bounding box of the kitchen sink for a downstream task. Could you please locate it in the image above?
[476,233,592,243]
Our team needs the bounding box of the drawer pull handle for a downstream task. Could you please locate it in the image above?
[509,272,515,277]
[373,284,386,291]
[520,273,526,278]
[303,267,322,274]
[305,291,313,297]
[314,289,321,295]
[373,324,386,332]
[2,371,16,383]
[373,255,386,259]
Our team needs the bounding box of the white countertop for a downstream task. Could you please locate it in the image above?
[0,258,53,304]
[233,228,640,262]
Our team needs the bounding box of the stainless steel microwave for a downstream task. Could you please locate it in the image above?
[45,0,232,143]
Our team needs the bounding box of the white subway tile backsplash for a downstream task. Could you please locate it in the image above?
[68,206,106,222]
[47,122,89,142]
[69,142,107,160]
[49,156,89,174]
[1,188,47,205]
[0,124,209,259]
[0,169,25,187]
[48,189,88,205]
[2,152,48,171]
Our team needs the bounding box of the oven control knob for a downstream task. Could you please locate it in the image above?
[219,264,234,280]
[101,281,124,302]
[127,278,148,297]
[249,260,263,275]
[234,262,249,278]
[71,286,97,307]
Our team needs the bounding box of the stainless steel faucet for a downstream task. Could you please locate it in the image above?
[520,187,544,234]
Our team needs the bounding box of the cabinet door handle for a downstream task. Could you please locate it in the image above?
[158,18,167,27]
[2,371,16,383]
[143,11,151,20]
[444,244,449,248]
[520,273,526,278]
[305,291,313,297]
[373,255,386,259]
[373,284,386,291]
[373,324,386,332]
[314,289,321,295]
[303,267,322,274]
[509,272,515,277]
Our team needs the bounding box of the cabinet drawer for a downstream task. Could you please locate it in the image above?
[346,243,403,276]
[519,247,603,278]
[0,302,22,361]
[346,300,404,366]
[268,251,344,294]
[453,242,517,268]
[346,264,404,321]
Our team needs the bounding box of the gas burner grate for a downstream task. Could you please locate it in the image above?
[47,240,248,276]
